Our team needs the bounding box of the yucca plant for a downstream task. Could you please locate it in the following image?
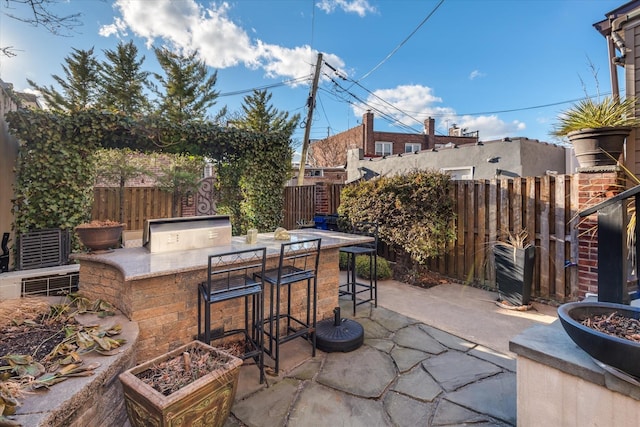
[552,95,640,137]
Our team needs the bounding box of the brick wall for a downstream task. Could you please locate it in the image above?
[576,168,626,297]
[78,248,340,363]
[311,111,478,167]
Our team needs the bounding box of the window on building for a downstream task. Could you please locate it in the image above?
[440,166,474,180]
[375,141,392,156]
[405,143,421,153]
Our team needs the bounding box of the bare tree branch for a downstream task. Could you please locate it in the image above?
[2,0,84,57]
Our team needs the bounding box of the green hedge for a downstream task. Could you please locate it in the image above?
[339,252,392,280]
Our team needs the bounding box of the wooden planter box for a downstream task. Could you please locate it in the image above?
[119,340,243,427]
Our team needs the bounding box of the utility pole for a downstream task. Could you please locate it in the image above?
[297,52,323,186]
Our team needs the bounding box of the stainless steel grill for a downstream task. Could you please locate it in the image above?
[143,215,232,253]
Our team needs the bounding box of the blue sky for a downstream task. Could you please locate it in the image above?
[0,0,628,149]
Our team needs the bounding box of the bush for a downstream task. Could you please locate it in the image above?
[339,252,349,270]
[340,252,392,280]
[338,170,456,264]
[356,255,392,280]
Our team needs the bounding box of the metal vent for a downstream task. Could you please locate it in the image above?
[17,229,70,270]
[22,272,79,296]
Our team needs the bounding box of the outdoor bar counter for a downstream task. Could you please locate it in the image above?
[73,229,373,362]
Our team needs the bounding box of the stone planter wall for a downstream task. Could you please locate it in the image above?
[12,310,139,427]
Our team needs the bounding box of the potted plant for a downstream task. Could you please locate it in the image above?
[558,301,640,379]
[119,340,243,427]
[493,229,535,307]
[552,95,640,167]
[74,220,125,252]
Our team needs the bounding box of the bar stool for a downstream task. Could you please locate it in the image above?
[254,238,321,375]
[197,247,267,384]
[339,221,378,315]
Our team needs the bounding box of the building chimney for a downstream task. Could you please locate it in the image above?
[363,110,374,155]
[424,117,435,147]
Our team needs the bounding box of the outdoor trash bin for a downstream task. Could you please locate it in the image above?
[314,215,328,230]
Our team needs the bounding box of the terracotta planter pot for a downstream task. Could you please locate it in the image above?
[75,223,124,252]
[119,340,243,427]
[567,126,631,168]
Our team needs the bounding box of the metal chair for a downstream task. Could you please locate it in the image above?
[254,238,321,375]
[339,221,378,315]
[198,247,267,383]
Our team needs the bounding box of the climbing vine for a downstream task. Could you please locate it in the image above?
[7,109,292,237]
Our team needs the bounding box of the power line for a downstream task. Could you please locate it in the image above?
[217,76,310,98]
[355,0,445,83]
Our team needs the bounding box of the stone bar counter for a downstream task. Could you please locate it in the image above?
[73,229,373,362]
[510,321,640,426]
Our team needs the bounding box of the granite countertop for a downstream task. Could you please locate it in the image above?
[510,320,640,400]
[72,229,372,281]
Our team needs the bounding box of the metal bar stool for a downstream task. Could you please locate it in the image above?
[197,247,267,384]
[254,238,321,375]
[339,221,378,315]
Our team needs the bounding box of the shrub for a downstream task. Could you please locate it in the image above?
[355,255,392,280]
[339,252,349,270]
[340,252,391,279]
[338,170,456,264]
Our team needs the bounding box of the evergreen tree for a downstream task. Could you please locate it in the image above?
[232,89,300,136]
[27,47,100,112]
[152,47,219,123]
[98,41,152,115]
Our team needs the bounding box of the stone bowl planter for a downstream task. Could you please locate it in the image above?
[119,340,243,427]
[558,301,640,379]
[75,221,124,252]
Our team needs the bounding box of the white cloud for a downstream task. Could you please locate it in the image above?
[455,115,526,140]
[469,70,485,80]
[101,0,347,82]
[351,84,526,139]
[352,84,454,129]
[316,0,376,17]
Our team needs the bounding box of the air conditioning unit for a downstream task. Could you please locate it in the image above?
[17,229,70,270]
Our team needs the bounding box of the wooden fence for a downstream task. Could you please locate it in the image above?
[282,176,579,303]
[426,176,579,302]
[283,185,315,230]
[92,187,174,231]
[94,177,579,302]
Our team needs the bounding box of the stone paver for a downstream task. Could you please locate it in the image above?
[422,350,502,391]
[445,372,517,425]
[384,391,436,426]
[316,345,396,398]
[419,323,476,352]
[231,378,300,427]
[432,399,496,426]
[391,364,442,401]
[390,345,430,372]
[226,280,558,427]
[288,382,390,427]
[393,323,447,354]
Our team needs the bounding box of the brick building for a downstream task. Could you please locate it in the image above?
[309,110,478,167]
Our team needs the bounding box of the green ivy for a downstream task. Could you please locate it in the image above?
[338,170,456,264]
[7,109,292,240]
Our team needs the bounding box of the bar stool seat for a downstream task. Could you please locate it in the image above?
[339,221,378,315]
[198,247,267,383]
[255,238,321,375]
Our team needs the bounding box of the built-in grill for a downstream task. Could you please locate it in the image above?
[143,215,232,253]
